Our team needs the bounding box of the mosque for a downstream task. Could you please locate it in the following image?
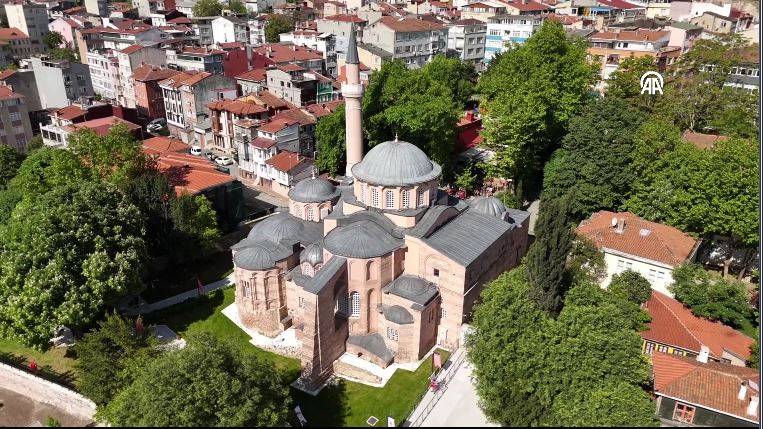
[230,26,530,390]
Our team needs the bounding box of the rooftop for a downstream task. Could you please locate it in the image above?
[0,85,23,101]
[376,16,446,32]
[64,116,141,136]
[0,27,28,40]
[590,29,670,42]
[265,151,311,173]
[132,64,180,82]
[252,44,324,63]
[682,130,729,149]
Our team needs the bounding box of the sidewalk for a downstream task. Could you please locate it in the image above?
[123,273,235,316]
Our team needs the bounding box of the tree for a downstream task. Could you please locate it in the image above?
[0,145,22,189]
[526,195,575,314]
[101,332,292,426]
[228,0,246,14]
[314,105,345,176]
[468,268,655,427]
[670,263,754,330]
[454,164,477,194]
[9,148,90,197]
[476,22,598,194]
[75,313,158,405]
[609,270,652,305]
[264,14,294,43]
[0,182,146,347]
[27,135,43,152]
[542,97,646,220]
[170,194,220,254]
[49,48,78,62]
[192,0,222,16]
[68,124,150,189]
[604,56,657,111]
[43,31,64,49]
[749,329,759,369]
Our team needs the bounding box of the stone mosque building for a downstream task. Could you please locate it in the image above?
[230,26,531,389]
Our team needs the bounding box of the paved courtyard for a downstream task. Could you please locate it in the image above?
[0,387,91,427]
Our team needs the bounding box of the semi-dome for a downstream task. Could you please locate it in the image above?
[300,242,324,265]
[288,178,340,203]
[323,220,402,258]
[351,139,442,186]
[233,241,292,271]
[468,196,508,219]
[247,212,305,243]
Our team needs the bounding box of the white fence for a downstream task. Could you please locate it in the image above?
[404,348,468,427]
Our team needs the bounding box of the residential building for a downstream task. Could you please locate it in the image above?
[262,150,315,195]
[133,0,177,17]
[78,21,170,61]
[691,9,754,37]
[265,65,319,106]
[236,68,267,95]
[4,2,49,54]
[191,16,216,46]
[0,68,43,128]
[84,0,108,16]
[207,96,270,153]
[166,46,226,74]
[485,14,542,62]
[460,2,508,22]
[356,42,392,71]
[212,16,249,44]
[159,71,238,143]
[628,0,671,19]
[361,16,448,69]
[248,15,267,46]
[245,0,286,13]
[251,43,326,71]
[0,27,33,61]
[0,83,33,152]
[316,14,369,62]
[280,30,337,76]
[28,55,94,109]
[669,0,730,22]
[641,290,755,366]
[651,352,759,427]
[502,0,551,15]
[116,44,167,108]
[87,49,120,102]
[667,21,703,53]
[41,115,142,148]
[576,210,701,296]
[133,64,179,119]
[49,17,91,49]
[556,0,645,28]
[447,18,486,63]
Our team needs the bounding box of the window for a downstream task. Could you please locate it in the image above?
[371,189,379,207]
[350,291,360,317]
[418,189,425,207]
[644,341,655,355]
[337,293,349,316]
[386,327,399,341]
[360,184,366,203]
[306,206,315,221]
[440,307,446,319]
[385,190,394,209]
[433,268,440,277]
[402,190,410,208]
[657,344,668,353]
[298,296,307,309]
[673,403,695,424]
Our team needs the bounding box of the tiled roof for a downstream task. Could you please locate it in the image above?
[641,291,755,360]
[181,46,224,55]
[141,137,233,194]
[252,44,324,63]
[682,131,729,150]
[271,108,316,126]
[376,16,446,32]
[54,105,87,120]
[265,151,310,172]
[0,27,28,40]
[168,17,192,24]
[159,71,211,89]
[453,18,485,26]
[235,68,267,82]
[652,352,759,423]
[597,0,640,10]
[119,44,143,54]
[322,14,367,23]
[0,85,23,101]
[250,137,277,148]
[546,13,583,24]
[498,0,551,12]
[0,69,16,80]
[132,65,181,82]
[304,100,344,118]
[258,117,298,133]
[576,211,699,267]
[590,29,670,42]
[207,99,268,115]
[64,116,141,136]
[219,41,244,49]
[142,136,188,154]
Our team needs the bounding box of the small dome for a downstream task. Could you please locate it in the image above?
[323,220,402,258]
[383,305,414,325]
[468,197,508,219]
[233,241,292,271]
[288,178,340,203]
[384,275,438,305]
[247,212,305,243]
[300,242,324,265]
[351,139,442,186]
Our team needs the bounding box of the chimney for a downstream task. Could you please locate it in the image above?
[739,381,749,400]
[613,217,626,234]
[748,396,759,417]
[696,345,710,363]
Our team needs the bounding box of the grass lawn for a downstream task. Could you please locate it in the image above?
[141,251,234,303]
[0,338,78,389]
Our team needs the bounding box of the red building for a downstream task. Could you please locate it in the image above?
[133,64,182,120]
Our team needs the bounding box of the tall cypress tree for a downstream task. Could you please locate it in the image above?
[526,194,574,315]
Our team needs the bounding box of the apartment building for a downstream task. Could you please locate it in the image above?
[87,49,120,101]
[447,18,486,63]
[485,14,543,61]
[0,27,33,61]
[166,46,225,74]
[212,16,249,44]
[49,17,91,49]
[460,2,507,22]
[316,14,369,63]
[28,55,94,109]
[78,21,169,61]
[4,2,49,54]
[362,16,448,69]
[0,84,33,152]
[41,115,142,148]
[207,96,270,153]
[245,0,286,13]
[628,0,671,19]
[117,44,166,108]
[191,16,216,46]
[133,64,179,119]
[236,68,267,95]
[85,0,108,16]
[248,15,267,46]
[251,43,326,71]
[280,30,337,75]
[265,64,320,106]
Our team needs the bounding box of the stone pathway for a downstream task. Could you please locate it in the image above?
[123,273,235,316]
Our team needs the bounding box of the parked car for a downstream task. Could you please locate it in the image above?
[215,156,233,166]
[205,152,216,161]
[190,146,203,156]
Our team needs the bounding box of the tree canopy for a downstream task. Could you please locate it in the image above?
[609,270,652,305]
[192,0,222,16]
[101,332,292,426]
[227,0,246,14]
[314,104,345,176]
[68,124,150,189]
[264,14,295,43]
[0,145,22,189]
[43,31,64,49]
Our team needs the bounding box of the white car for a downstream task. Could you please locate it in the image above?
[190,146,203,156]
[215,156,233,166]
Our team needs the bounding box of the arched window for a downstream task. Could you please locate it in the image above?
[306,206,315,221]
[418,189,425,207]
[350,291,360,317]
[302,263,314,276]
[360,183,366,203]
[385,190,394,209]
[371,189,379,207]
[295,204,302,218]
[402,189,410,208]
[366,261,376,280]
[337,292,349,316]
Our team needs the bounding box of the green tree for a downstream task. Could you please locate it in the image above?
[670,263,754,330]
[101,332,292,426]
[542,97,646,220]
[27,135,43,152]
[476,21,598,194]
[551,381,657,427]
[749,329,759,369]
[526,195,575,315]
[170,194,220,254]
[192,0,222,16]
[314,105,345,176]
[75,313,158,405]
[609,270,652,304]
[49,48,78,62]
[264,14,294,43]
[43,31,64,49]
[68,124,149,189]
[454,164,477,194]
[227,0,246,14]
[605,56,657,111]
[0,145,22,189]
[9,148,90,197]
[0,182,146,347]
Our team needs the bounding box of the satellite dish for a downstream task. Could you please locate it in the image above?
[611,217,618,227]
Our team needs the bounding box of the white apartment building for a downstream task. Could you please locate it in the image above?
[88,50,120,102]
[447,18,486,63]
[280,30,337,75]
[245,0,286,13]
[629,0,672,19]
[4,3,49,54]
[485,14,542,62]
[362,16,448,69]
[212,16,249,44]
[248,15,267,46]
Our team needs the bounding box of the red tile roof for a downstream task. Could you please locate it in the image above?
[597,0,640,9]
[271,108,316,126]
[376,16,446,32]
[265,151,310,173]
[0,27,28,40]
[0,69,17,80]
[64,116,141,136]
[682,131,729,149]
[142,136,188,154]
[258,117,298,133]
[252,44,324,64]
[207,99,268,115]
[158,71,211,89]
[590,29,670,42]
[168,17,192,24]
[498,0,551,12]
[576,211,699,267]
[652,352,759,423]
[235,68,267,82]
[304,100,344,118]
[0,85,23,101]
[322,14,367,23]
[142,138,234,195]
[132,65,181,82]
[642,290,755,361]
[54,105,87,120]
[250,136,277,148]
[119,44,144,54]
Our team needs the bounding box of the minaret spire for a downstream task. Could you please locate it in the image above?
[342,24,363,178]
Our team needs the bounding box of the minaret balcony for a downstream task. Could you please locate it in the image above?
[341,83,364,98]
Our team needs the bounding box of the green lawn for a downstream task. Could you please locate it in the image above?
[0,338,78,389]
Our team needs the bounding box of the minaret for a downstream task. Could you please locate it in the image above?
[342,25,363,177]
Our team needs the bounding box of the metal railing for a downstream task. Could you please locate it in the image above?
[403,348,468,427]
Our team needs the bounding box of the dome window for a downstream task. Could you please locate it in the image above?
[385,190,394,209]
[350,291,360,317]
[402,190,410,208]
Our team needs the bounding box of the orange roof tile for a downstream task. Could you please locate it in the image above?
[119,44,144,54]
[65,116,141,136]
[642,291,755,360]
[590,29,670,42]
[652,352,759,423]
[252,44,324,64]
[376,16,445,32]
[0,85,23,101]
[0,69,17,80]
[265,151,310,173]
[207,99,268,115]
[0,27,28,40]
[323,14,367,23]
[54,105,87,120]
[576,211,699,267]
[132,65,181,82]
[251,136,277,149]
[304,100,344,118]
[142,136,188,154]
[235,68,267,82]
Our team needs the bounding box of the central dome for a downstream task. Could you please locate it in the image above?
[288,178,340,203]
[351,139,442,186]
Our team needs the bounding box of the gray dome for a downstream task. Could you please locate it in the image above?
[323,220,402,258]
[351,139,442,186]
[300,242,324,265]
[384,275,438,305]
[233,241,292,271]
[383,305,414,325]
[468,197,508,219]
[288,178,340,203]
[247,212,305,243]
